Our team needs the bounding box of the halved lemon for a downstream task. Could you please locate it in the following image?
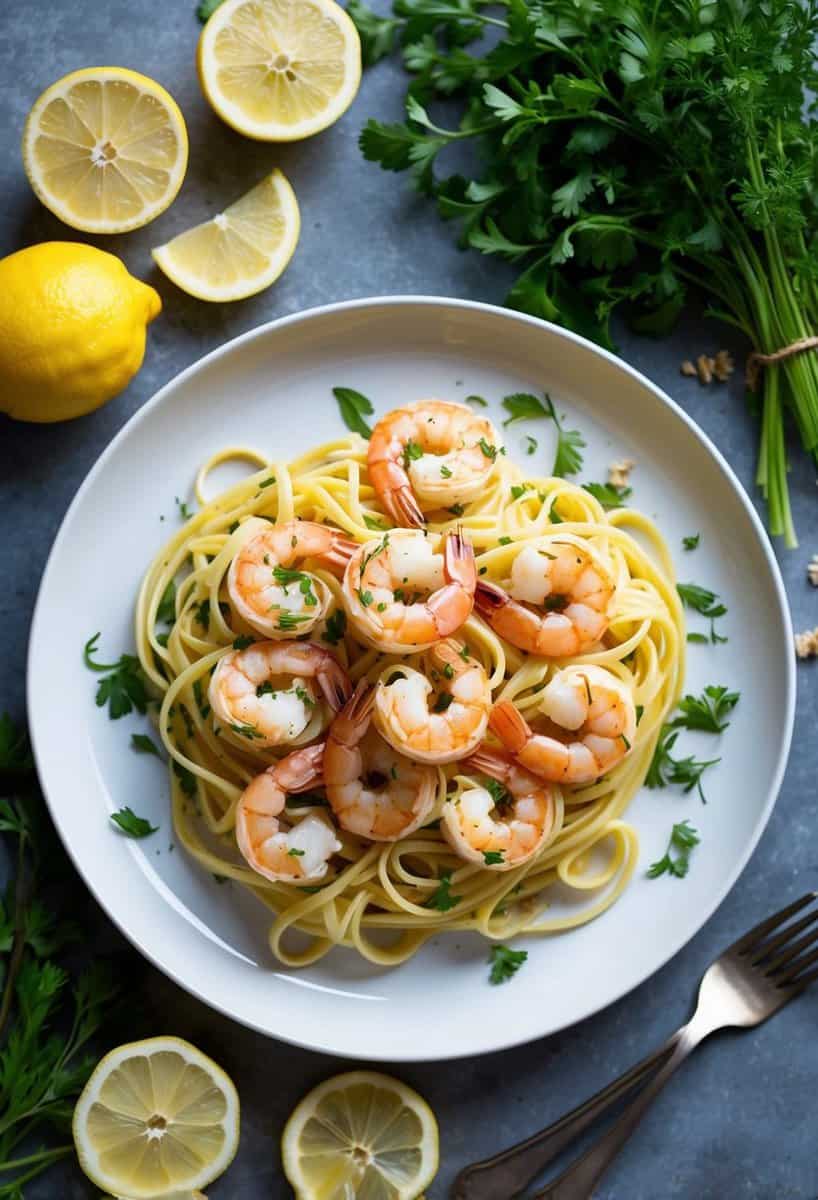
[72,1036,239,1199]
[22,68,188,234]
[281,1070,439,1200]
[198,0,362,142]
[151,169,300,301]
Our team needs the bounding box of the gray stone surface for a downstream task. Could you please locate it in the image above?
[1,2,817,1196]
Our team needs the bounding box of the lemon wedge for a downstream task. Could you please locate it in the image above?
[22,67,188,234]
[281,1070,439,1200]
[151,169,300,301]
[73,1037,239,1199]
[197,0,361,142]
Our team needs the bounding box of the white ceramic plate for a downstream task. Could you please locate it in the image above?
[28,298,794,1061]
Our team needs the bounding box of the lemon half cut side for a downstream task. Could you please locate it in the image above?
[73,1036,239,1199]
[281,1070,439,1200]
[22,67,188,234]
[198,0,362,142]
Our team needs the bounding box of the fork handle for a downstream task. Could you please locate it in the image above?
[450,1036,678,1200]
[532,1020,706,1200]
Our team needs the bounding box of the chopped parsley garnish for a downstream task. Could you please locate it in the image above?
[173,761,197,797]
[483,849,505,865]
[229,722,264,740]
[510,483,530,501]
[458,644,471,660]
[647,820,700,880]
[501,392,584,477]
[286,792,329,808]
[442,662,455,680]
[670,685,739,734]
[582,482,632,509]
[357,588,374,608]
[635,704,644,723]
[485,778,511,808]
[488,943,527,983]
[364,514,389,531]
[193,599,210,631]
[333,386,374,438]
[548,500,563,524]
[424,869,462,912]
[440,463,453,478]
[498,535,512,546]
[228,520,240,534]
[131,733,161,757]
[677,582,728,644]
[295,685,315,707]
[501,392,549,424]
[322,609,347,645]
[259,476,276,489]
[110,806,158,838]
[646,727,720,803]
[83,633,150,720]
[433,691,454,712]
[402,439,424,467]
[465,394,488,407]
[193,678,211,719]
[175,496,193,520]
[447,503,465,517]
[683,533,700,551]
[179,704,195,739]
[156,580,176,626]
[287,847,306,857]
[478,437,498,461]
[525,435,537,456]
[276,612,311,632]
[544,593,568,612]
[232,634,255,649]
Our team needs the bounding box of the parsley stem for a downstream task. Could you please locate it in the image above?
[0,1145,73,1173]
[0,834,28,1044]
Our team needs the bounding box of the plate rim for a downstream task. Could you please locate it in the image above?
[27,295,796,1060]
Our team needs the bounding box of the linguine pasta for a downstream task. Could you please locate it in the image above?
[136,432,684,968]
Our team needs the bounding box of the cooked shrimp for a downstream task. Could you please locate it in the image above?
[374,639,490,764]
[236,742,341,884]
[490,665,637,784]
[367,400,502,527]
[209,641,351,749]
[323,681,438,841]
[343,529,476,654]
[442,746,555,870]
[474,535,614,656]
[228,519,357,639]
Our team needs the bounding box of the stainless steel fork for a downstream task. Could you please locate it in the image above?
[453,892,818,1200]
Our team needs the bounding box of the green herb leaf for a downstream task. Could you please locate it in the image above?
[333,386,374,438]
[131,733,162,757]
[83,634,150,720]
[501,393,548,425]
[110,806,158,838]
[156,581,177,626]
[682,533,700,551]
[671,685,739,734]
[465,394,488,407]
[322,609,347,645]
[582,482,632,509]
[424,869,463,912]
[347,0,400,65]
[647,820,700,880]
[196,0,224,20]
[488,943,527,983]
[646,726,720,803]
[677,582,728,644]
[232,634,255,650]
[525,435,537,455]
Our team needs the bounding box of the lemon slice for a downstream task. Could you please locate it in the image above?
[151,169,300,301]
[281,1070,439,1200]
[22,68,188,234]
[198,0,362,142]
[73,1036,239,1199]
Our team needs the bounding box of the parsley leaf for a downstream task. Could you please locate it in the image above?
[110,806,158,838]
[131,733,162,757]
[501,393,549,424]
[402,439,424,466]
[682,533,700,551]
[333,386,374,438]
[646,727,719,803]
[488,943,527,984]
[647,820,700,880]
[677,582,728,644]
[232,634,255,650]
[424,870,463,912]
[466,394,488,407]
[196,0,224,18]
[156,581,177,626]
[525,435,537,455]
[671,685,739,734]
[322,609,348,645]
[483,849,505,865]
[582,482,632,508]
[345,0,400,65]
[83,634,150,720]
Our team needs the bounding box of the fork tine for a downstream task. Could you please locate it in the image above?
[776,944,818,988]
[730,892,817,956]
[749,905,818,965]
[763,921,818,976]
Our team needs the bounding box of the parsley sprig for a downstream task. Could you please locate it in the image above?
[677,582,728,645]
[333,386,374,438]
[646,683,739,804]
[488,943,528,984]
[647,820,700,880]
[424,870,462,912]
[501,391,584,477]
[83,634,150,720]
[354,0,818,545]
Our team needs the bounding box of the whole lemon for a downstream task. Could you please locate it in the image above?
[0,242,161,423]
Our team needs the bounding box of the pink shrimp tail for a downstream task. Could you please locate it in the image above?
[473,579,509,620]
[387,485,425,528]
[316,651,354,711]
[489,700,533,756]
[444,529,477,592]
[324,534,360,574]
[463,744,515,782]
[330,679,375,748]
[273,741,326,792]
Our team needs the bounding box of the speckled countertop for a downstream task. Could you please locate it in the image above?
[1,3,817,1196]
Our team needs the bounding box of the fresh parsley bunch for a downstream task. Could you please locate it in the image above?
[354,0,818,544]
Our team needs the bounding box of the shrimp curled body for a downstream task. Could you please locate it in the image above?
[236,743,342,884]
[474,536,615,657]
[490,665,637,785]
[374,639,490,764]
[443,746,556,870]
[209,640,352,749]
[367,400,502,527]
[228,519,357,640]
[324,681,438,841]
[343,529,476,654]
